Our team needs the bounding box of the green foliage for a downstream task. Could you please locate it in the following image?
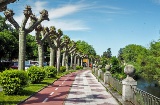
[27,66,46,84]
[101,68,106,73]
[136,93,145,105]
[60,66,66,72]
[117,48,124,62]
[0,72,2,83]
[0,30,18,60]
[26,34,38,60]
[110,56,122,74]
[103,48,112,58]
[120,42,160,83]
[121,44,147,63]
[99,56,109,68]
[0,15,14,32]
[0,69,28,95]
[112,72,126,80]
[0,69,76,104]
[76,40,96,56]
[44,66,57,78]
[76,66,83,70]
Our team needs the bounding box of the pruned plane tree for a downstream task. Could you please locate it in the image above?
[4,5,49,70]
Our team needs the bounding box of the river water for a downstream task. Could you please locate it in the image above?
[137,78,160,98]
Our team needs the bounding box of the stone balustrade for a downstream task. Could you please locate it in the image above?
[93,64,160,105]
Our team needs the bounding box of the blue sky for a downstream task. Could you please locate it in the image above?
[1,0,160,56]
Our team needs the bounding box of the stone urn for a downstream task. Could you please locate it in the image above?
[124,65,135,77]
[98,65,102,69]
[105,65,111,71]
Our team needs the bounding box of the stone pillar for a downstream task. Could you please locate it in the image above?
[98,69,102,78]
[95,65,98,76]
[98,65,102,77]
[122,65,137,101]
[104,65,111,84]
[104,71,111,84]
[92,64,95,73]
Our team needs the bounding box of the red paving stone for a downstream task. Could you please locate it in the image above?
[19,71,84,105]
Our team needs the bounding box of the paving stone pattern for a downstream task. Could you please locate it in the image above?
[65,70,119,105]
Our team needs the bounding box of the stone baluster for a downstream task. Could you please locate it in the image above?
[122,65,137,101]
[104,65,111,84]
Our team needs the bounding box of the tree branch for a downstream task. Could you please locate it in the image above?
[70,48,77,54]
[47,36,56,49]
[35,24,43,44]
[26,9,49,34]
[47,26,57,49]
[4,9,20,30]
[21,5,32,29]
[26,18,43,33]
[60,41,66,49]
[42,34,48,43]
[0,0,16,12]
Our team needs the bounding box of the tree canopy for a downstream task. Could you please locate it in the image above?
[76,40,96,56]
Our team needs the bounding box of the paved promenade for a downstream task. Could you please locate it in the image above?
[65,70,119,105]
[20,70,119,105]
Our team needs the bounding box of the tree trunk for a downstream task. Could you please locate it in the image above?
[91,58,93,68]
[50,48,55,66]
[88,58,90,68]
[38,44,44,67]
[81,57,83,66]
[74,55,77,70]
[62,52,66,66]
[57,48,61,73]
[70,54,73,68]
[18,29,26,70]
[65,55,69,71]
[77,57,80,66]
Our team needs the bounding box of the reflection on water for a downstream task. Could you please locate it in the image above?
[137,79,160,98]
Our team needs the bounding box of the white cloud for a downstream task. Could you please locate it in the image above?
[31,1,48,15]
[7,1,123,32]
[8,1,90,32]
[153,0,160,4]
[103,5,122,10]
[41,19,90,31]
[48,4,86,19]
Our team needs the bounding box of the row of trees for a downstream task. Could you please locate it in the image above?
[0,6,97,73]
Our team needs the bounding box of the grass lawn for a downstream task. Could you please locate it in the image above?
[0,70,76,105]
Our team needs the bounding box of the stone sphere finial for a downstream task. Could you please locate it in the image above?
[105,65,111,71]
[124,65,135,77]
[98,65,102,69]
